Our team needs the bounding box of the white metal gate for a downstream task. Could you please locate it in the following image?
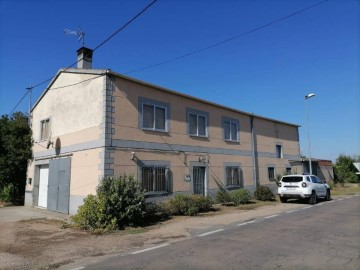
[38,165,49,208]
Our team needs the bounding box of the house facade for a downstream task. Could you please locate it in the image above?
[25,48,301,214]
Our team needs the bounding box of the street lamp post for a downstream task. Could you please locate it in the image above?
[305,93,315,175]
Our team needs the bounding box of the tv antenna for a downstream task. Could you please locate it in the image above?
[64,28,85,46]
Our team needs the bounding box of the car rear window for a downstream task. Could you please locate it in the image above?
[281,176,303,182]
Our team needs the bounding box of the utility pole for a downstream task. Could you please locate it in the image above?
[27,86,33,126]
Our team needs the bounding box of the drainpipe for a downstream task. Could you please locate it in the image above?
[250,115,258,190]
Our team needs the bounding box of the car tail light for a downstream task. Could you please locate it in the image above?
[302,182,307,188]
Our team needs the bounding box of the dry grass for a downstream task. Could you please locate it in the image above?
[331,184,360,196]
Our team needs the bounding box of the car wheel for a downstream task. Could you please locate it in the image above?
[325,189,331,201]
[280,197,287,203]
[309,191,317,205]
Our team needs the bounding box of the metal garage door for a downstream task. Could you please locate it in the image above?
[38,165,49,208]
[47,158,71,213]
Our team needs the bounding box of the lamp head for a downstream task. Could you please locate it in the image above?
[305,93,315,99]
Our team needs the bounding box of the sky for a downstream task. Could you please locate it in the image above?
[0,0,359,162]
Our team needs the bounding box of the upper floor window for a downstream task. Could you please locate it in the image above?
[276,145,283,158]
[222,117,239,142]
[139,97,169,132]
[187,108,209,137]
[40,118,50,141]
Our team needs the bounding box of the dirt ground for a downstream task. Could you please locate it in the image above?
[0,202,310,270]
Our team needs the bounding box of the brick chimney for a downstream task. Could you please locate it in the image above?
[76,47,93,69]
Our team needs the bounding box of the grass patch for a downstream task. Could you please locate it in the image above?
[331,184,360,196]
[235,200,278,210]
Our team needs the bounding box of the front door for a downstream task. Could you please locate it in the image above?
[193,166,205,195]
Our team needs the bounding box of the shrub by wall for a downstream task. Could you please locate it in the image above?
[216,190,232,204]
[216,189,252,205]
[0,183,18,203]
[254,185,275,201]
[161,194,213,216]
[72,175,145,231]
[230,189,252,205]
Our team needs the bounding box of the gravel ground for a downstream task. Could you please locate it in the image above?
[0,202,307,270]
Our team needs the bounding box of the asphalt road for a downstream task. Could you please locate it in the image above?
[80,196,360,270]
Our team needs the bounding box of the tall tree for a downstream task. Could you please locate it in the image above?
[334,154,358,184]
[0,112,32,203]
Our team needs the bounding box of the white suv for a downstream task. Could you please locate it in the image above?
[278,174,331,204]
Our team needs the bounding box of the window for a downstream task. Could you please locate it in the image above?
[40,119,50,141]
[276,145,283,158]
[222,117,239,142]
[139,97,169,132]
[142,166,168,193]
[225,167,242,187]
[310,176,320,184]
[268,167,275,180]
[286,167,292,175]
[187,109,208,137]
[142,104,166,131]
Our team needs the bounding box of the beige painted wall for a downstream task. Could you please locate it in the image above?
[31,72,104,142]
[109,76,300,192]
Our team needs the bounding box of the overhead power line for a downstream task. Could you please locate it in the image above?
[124,0,329,74]
[9,0,158,115]
[93,0,157,52]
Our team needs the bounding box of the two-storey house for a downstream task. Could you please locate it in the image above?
[25,47,300,214]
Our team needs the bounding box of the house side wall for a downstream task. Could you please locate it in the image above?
[25,72,106,214]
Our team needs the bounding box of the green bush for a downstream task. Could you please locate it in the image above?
[162,194,213,216]
[230,189,252,205]
[0,183,18,203]
[254,185,275,201]
[216,189,252,205]
[216,191,232,204]
[72,175,145,231]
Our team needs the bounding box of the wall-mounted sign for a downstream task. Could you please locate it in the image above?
[184,174,191,182]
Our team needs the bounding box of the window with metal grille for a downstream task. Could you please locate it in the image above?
[142,103,166,131]
[268,167,275,180]
[40,119,50,141]
[225,167,242,187]
[141,166,167,193]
